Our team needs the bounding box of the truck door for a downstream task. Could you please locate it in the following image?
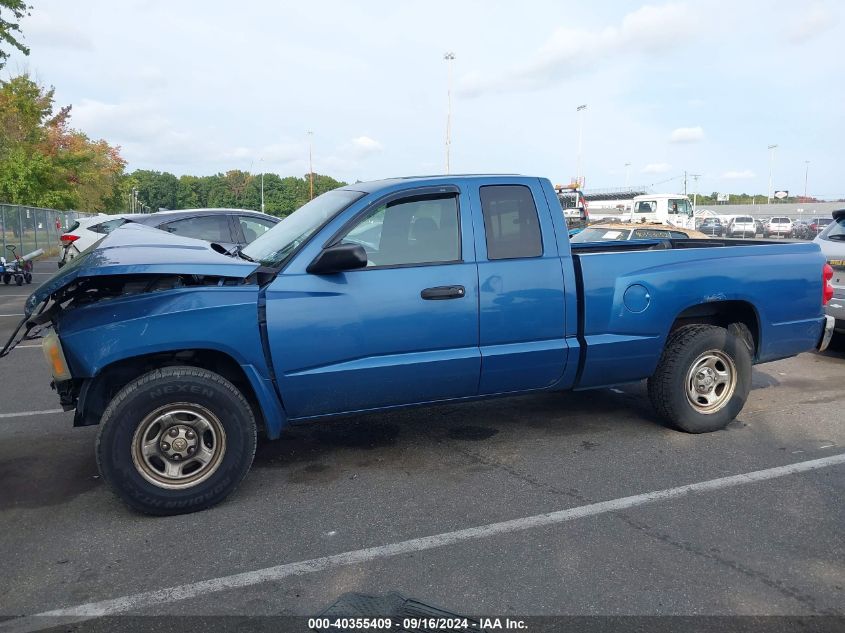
[264,188,480,418]
[469,180,568,394]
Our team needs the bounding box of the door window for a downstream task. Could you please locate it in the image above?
[479,185,543,259]
[160,215,231,242]
[339,194,460,267]
[238,216,276,243]
[668,199,692,216]
[634,200,657,214]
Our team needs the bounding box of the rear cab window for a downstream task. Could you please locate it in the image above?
[479,185,543,259]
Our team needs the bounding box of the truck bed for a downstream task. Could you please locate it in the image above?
[569,239,825,390]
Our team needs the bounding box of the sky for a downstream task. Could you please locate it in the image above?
[6,0,844,198]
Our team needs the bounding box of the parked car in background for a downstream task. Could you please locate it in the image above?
[792,221,812,240]
[59,208,279,267]
[727,216,757,238]
[570,223,709,243]
[697,217,725,236]
[58,215,129,267]
[809,217,833,236]
[815,209,845,345]
[764,217,793,238]
[755,218,766,235]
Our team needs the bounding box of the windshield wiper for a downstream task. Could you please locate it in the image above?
[236,248,256,262]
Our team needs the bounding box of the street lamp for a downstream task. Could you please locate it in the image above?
[767,144,777,204]
[258,158,265,213]
[690,173,702,213]
[624,162,631,188]
[444,52,455,174]
[307,131,314,200]
[576,104,587,186]
[803,160,810,201]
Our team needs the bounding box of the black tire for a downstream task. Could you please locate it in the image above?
[15,275,22,286]
[2,274,8,284]
[24,272,32,284]
[96,366,257,515]
[648,324,751,433]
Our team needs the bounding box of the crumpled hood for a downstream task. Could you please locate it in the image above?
[25,223,259,316]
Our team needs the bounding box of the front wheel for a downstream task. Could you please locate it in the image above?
[96,366,257,515]
[648,324,751,433]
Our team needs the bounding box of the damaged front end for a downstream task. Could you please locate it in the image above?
[0,223,262,415]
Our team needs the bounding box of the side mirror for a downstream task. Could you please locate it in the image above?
[307,243,368,275]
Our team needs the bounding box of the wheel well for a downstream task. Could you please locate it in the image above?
[74,349,265,432]
[670,300,760,358]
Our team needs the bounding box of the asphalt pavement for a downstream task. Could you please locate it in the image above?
[0,258,843,628]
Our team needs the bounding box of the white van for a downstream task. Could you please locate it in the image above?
[628,194,695,228]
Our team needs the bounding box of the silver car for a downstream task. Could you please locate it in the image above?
[815,209,845,342]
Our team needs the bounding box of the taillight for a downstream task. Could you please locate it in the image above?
[823,263,834,305]
[60,234,79,244]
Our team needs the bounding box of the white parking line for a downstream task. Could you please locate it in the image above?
[3,453,843,632]
[0,409,64,419]
[0,313,24,317]
[12,344,40,349]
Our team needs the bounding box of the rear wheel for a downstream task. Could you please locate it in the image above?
[648,325,751,433]
[2,274,8,284]
[96,366,257,515]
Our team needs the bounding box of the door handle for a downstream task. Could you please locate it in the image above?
[421,285,466,300]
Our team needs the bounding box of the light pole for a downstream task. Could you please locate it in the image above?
[690,173,702,213]
[767,144,778,204]
[624,162,631,188]
[444,52,455,174]
[307,131,314,200]
[259,158,265,213]
[576,104,587,186]
[803,160,810,201]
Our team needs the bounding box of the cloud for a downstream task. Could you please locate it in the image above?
[350,136,384,157]
[459,2,697,96]
[788,3,837,43]
[669,126,704,143]
[24,9,94,51]
[721,169,755,179]
[642,163,672,174]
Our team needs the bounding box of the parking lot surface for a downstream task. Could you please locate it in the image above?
[0,260,843,626]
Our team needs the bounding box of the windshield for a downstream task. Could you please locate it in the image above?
[571,227,632,242]
[241,189,366,266]
[819,215,845,241]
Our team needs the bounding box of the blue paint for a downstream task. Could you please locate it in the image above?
[29,175,827,438]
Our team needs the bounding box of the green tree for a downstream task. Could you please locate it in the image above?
[0,1,30,68]
[131,170,179,210]
[0,74,126,210]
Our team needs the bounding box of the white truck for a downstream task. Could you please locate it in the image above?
[627,193,696,229]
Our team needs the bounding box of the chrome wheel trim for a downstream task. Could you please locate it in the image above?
[685,350,737,414]
[131,403,227,490]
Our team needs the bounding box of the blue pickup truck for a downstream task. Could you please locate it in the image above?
[4,175,835,515]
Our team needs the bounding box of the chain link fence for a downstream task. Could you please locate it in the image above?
[0,204,97,258]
